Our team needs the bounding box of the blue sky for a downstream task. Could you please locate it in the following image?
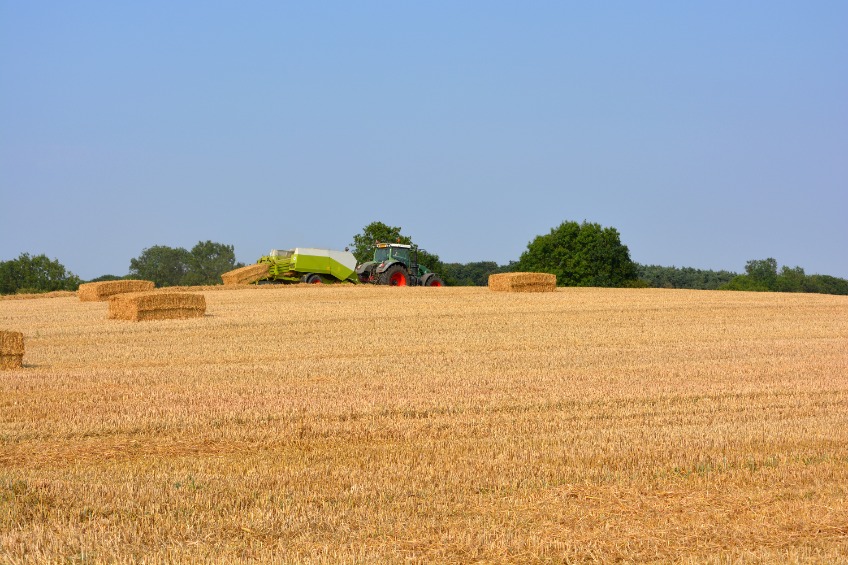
[2,2,846,279]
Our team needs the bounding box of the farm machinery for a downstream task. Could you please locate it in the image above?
[355,242,444,286]
[254,243,444,286]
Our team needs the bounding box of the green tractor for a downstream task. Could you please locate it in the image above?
[356,243,444,287]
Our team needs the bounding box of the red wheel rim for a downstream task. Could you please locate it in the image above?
[390,272,407,286]
[431,280,443,287]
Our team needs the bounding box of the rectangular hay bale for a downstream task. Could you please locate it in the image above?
[108,292,206,321]
[488,272,557,292]
[0,330,24,370]
[78,280,155,302]
[221,263,270,285]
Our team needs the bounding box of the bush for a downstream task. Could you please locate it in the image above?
[517,221,639,287]
[0,253,81,295]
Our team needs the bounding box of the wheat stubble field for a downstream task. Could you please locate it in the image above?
[1,285,847,563]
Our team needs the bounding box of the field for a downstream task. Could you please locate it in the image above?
[1,285,847,563]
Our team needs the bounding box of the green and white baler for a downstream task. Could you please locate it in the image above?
[257,248,359,284]
[252,243,445,286]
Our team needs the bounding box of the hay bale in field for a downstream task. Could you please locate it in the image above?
[0,330,24,370]
[488,272,556,293]
[108,292,206,321]
[221,263,269,285]
[78,280,155,302]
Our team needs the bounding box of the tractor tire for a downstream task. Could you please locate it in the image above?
[421,274,444,287]
[303,273,323,284]
[379,264,409,286]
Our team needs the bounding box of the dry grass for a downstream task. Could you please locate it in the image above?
[489,272,556,292]
[221,263,270,285]
[0,290,77,301]
[1,286,847,563]
[78,280,155,302]
[107,291,206,321]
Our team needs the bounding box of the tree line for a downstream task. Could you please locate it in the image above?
[2,222,846,295]
[721,258,848,295]
[0,241,242,294]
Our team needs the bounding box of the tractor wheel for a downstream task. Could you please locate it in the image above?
[422,274,444,287]
[380,264,408,286]
[304,274,323,284]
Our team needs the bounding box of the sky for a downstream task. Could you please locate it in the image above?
[2,1,846,280]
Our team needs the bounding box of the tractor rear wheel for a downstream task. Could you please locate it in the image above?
[380,264,409,286]
[422,274,444,287]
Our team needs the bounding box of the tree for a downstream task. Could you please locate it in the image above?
[805,274,848,295]
[774,265,806,293]
[745,258,778,288]
[349,221,411,264]
[183,241,242,286]
[129,245,192,287]
[87,274,127,283]
[720,258,848,295]
[516,221,638,287]
[129,242,243,287]
[349,221,443,274]
[440,261,511,286]
[720,275,771,292]
[0,253,82,294]
[636,264,738,290]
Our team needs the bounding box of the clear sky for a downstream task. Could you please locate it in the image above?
[2,2,846,280]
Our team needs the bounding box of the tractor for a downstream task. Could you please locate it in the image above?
[356,242,444,287]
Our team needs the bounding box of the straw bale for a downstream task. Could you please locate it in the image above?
[78,280,155,302]
[108,292,206,321]
[221,263,269,285]
[488,272,556,292]
[0,330,24,370]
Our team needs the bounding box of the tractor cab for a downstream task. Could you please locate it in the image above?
[373,243,411,264]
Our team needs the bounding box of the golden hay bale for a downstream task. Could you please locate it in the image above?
[488,272,556,292]
[0,330,24,370]
[221,263,269,285]
[78,280,155,302]
[107,292,206,322]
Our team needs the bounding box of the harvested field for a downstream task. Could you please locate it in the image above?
[489,271,556,292]
[107,291,206,321]
[0,330,24,370]
[0,290,76,301]
[221,262,269,285]
[78,279,155,301]
[1,286,847,563]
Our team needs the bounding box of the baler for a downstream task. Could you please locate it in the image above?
[257,248,359,284]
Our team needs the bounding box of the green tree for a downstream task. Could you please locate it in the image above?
[636,264,738,290]
[516,221,638,287]
[0,253,82,294]
[745,258,778,288]
[774,265,806,293]
[183,241,242,286]
[87,274,127,283]
[720,275,771,292]
[349,221,411,264]
[805,274,848,295]
[721,258,848,295]
[129,242,243,287]
[129,245,192,287]
[440,261,511,286]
